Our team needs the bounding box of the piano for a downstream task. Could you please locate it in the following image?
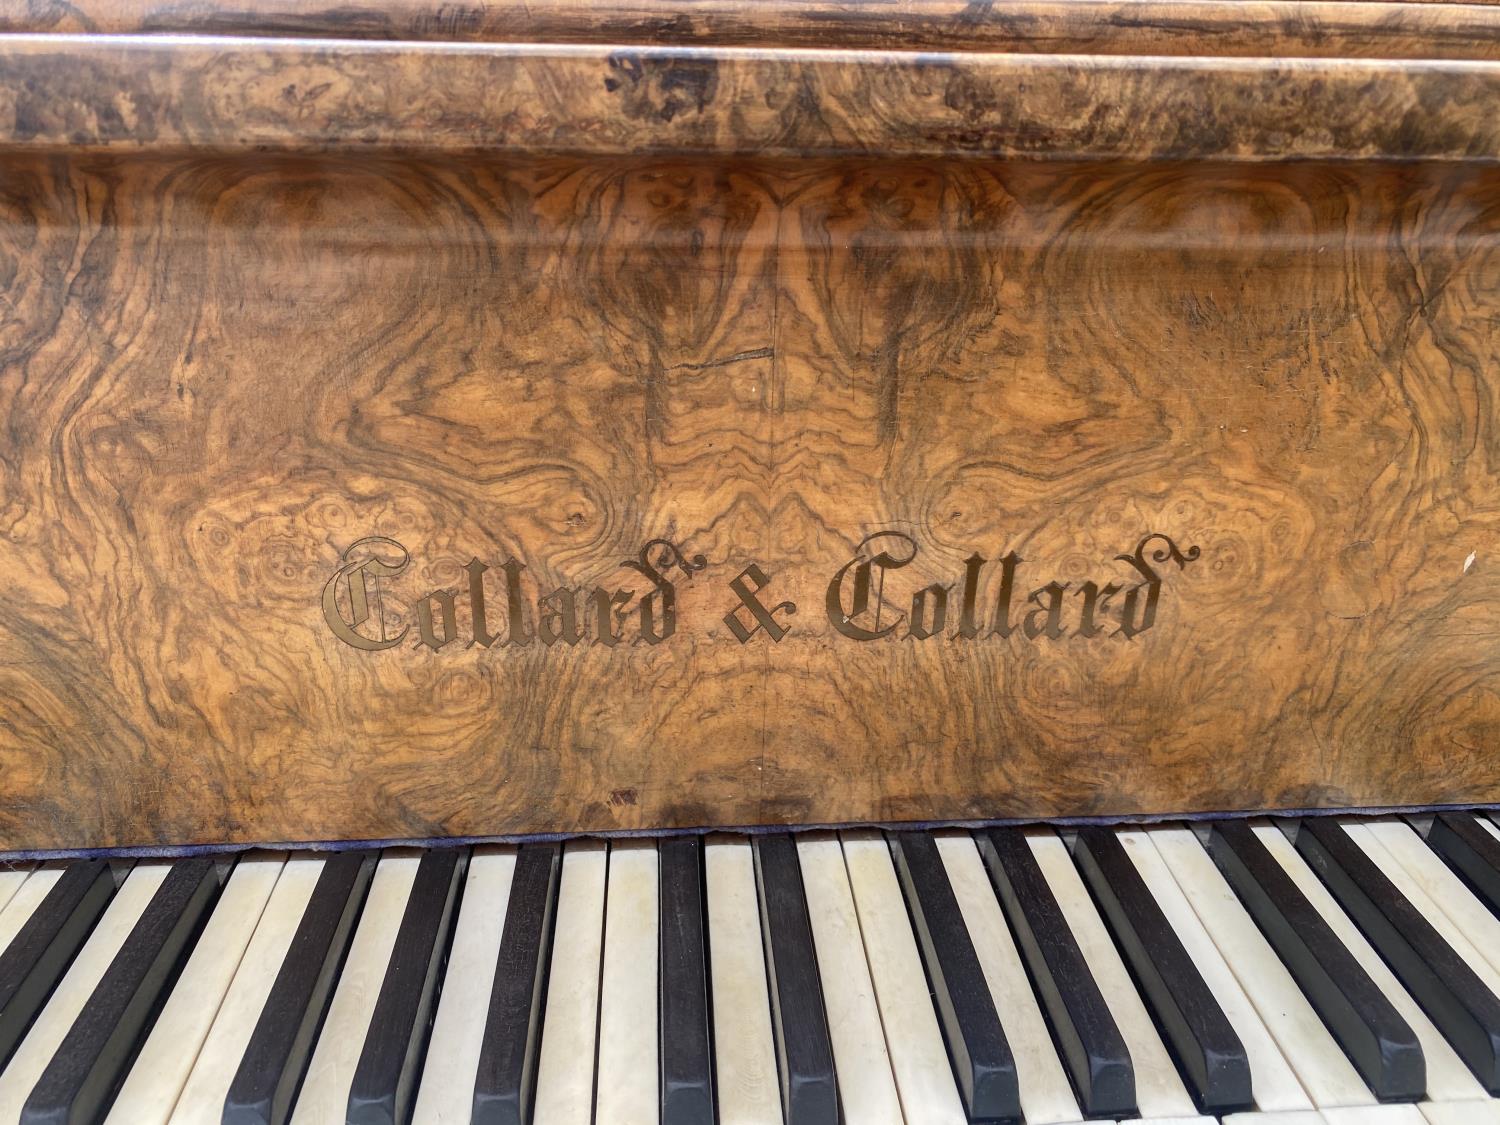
[1,0,1500,1122]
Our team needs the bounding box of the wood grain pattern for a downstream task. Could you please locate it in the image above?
[5,0,1500,59]
[3,37,1500,162]
[0,149,1496,850]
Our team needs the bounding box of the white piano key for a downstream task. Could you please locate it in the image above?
[1148,825,1373,1110]
[0,860,160,1120]
[1481,818,1500,845]
[595,839,658,1125]
[108,853,285,1125]
[1029,831,1199,1119]
[1116,828,1311,1113]
[1251,821,1488,1103]
[797,831,903,1125]
[1421,1099,1500,1124]
[704,835,781,1125]
[411,845,517,1125]
[840,829,966,1125]
[169,854,327,1125]
[0,864,35,921]
[1343,821,1500,998]
[934,831,1083,1125]
[532,840,606,1125]
[1364,819,1500,980]
[1266,1105,1428,1123]
[1322,1104,1429,1124]
[289,848,422,1125]
[1118,1118,1216,1125]
[0,863,66,956]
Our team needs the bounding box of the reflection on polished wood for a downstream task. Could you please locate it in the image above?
[8,0,1500,59]
[0,3,1498,850]
[1,37,1500,162]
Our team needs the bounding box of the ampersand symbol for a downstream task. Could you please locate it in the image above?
[723,564,796,643]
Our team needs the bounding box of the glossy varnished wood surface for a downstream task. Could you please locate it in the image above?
[4,0,1500,164]
[2,37,1500,162]
[5,0,1500,59]
[0,153,1495,849]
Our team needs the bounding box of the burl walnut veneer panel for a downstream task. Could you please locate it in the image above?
[0,154,1495,849]
[4,37,1500,163]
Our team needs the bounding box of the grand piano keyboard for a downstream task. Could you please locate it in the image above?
[0,817,1499,1124]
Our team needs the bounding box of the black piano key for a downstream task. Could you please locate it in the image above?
[1297,818,1500,1093]
[977,828,1136,1118]
[889,831,1019,1123]
[1428,812,1500,918]
[752,834,838,1125]
[347,848,466,1125]
[1209,820,1425,1101]
[659,837,714,1125]
[471,843,561,1125]
[22,858,221,1125]
[0,862,116,1071]
[224,849,377,1125]
[1072,827,1252,1113]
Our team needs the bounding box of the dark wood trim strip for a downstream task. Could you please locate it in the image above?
[2,806,1496,865]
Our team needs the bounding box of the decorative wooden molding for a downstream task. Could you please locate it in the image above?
[2,37,1500,161]
[6,0,1500,58]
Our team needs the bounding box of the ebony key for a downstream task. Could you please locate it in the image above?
[1210,820,1424,1101]
[1429,813,1500,919]
[1073,827,1252,1113]
[1298,818,1500,1093]
[224,850,377,1125]
[753,834,838,1125]
[660,836,714,1125]
[0,862,116,1072]
[979,828,1136,1118]
[22,858,221,1125]
[471,842,561,1125]
[890,830,1019,1123]
[348,848,466,1125]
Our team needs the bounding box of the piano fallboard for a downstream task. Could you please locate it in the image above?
[0,3,1498,851]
